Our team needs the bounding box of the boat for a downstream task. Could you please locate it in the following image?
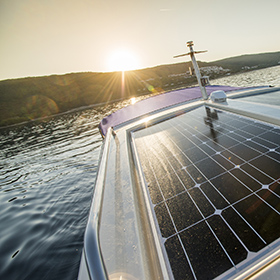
[78,41,280,280]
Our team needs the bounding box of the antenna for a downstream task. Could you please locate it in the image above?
[174,41,208,100]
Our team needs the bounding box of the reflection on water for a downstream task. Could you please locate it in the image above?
[211,65,280,87]
[0,66,279,279]
[0,109,104,279]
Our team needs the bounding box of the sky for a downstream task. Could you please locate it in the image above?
[1,0,280,81]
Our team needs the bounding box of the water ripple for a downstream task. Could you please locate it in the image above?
[0,107,101,279]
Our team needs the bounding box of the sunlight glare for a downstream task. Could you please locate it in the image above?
[107,49,139,72]
[130,97,136,104]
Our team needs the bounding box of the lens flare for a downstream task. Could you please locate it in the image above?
[24,95,59,120]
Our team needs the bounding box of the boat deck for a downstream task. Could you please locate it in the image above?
[80,86,280,280]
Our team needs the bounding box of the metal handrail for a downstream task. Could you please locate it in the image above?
[82,128,114,280]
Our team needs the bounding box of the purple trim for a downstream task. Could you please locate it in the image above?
[98,85,254,137]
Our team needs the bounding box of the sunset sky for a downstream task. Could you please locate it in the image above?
[1,0,280,80]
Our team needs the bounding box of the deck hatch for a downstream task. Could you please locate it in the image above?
[133,106,280,279]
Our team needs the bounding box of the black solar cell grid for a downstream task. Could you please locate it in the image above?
[133,106,280,279]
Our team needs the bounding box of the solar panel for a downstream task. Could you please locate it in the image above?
[133,105,280,279]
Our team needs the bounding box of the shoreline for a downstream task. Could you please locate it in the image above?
[1,65,279,129]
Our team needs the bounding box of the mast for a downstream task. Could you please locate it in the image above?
[174,41,208,100]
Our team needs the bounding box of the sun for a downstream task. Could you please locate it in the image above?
[107,49,139,72]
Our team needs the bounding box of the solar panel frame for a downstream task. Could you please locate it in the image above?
[132,104,280,280]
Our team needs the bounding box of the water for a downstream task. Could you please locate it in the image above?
[211,65,280,87]
[0,65,280,280]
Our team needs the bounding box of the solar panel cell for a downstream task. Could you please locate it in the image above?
[185,165,206,184]
[241,163,273,185]
[230,168,262,192]
[226,119,248,129]
[197,143,216,156]
[165,236,195,280]
[253,136,278,149]
[227,131,245,142]
[229,143,261,161]
[207,215,248,265]
[242,124,266,135]
[168,155,189,173]
[260,131,280,145]
[175,138,195,153]
[221,150,244,166]
[253,122,271,130]
[157,173,185,200]
[215,134,239,149]
[188,188,215,217]
[180,220,233,279]
[200,181,229,209]
[166,192,203,231]
[212,154,235,170]
[249,155,280,180]
[194,157,225,180]
[233,194,280,244]
[154,202,175,238]
[176,169,195,190]
[243,139,269,153]
[257,189,280,212]
[234,129,253,139]
[267,151,280,162]
[269,181,280,196]
[222,207,266,252]
[210,173,252,204]
[148,181,163,205]
[273,127,280,134]
[181,146,208,163]
[205,140,224,152]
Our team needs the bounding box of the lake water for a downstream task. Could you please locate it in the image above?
[0,65,280,279]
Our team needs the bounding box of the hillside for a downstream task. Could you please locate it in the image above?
[0,51,280,127]
[212,52,280,72]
